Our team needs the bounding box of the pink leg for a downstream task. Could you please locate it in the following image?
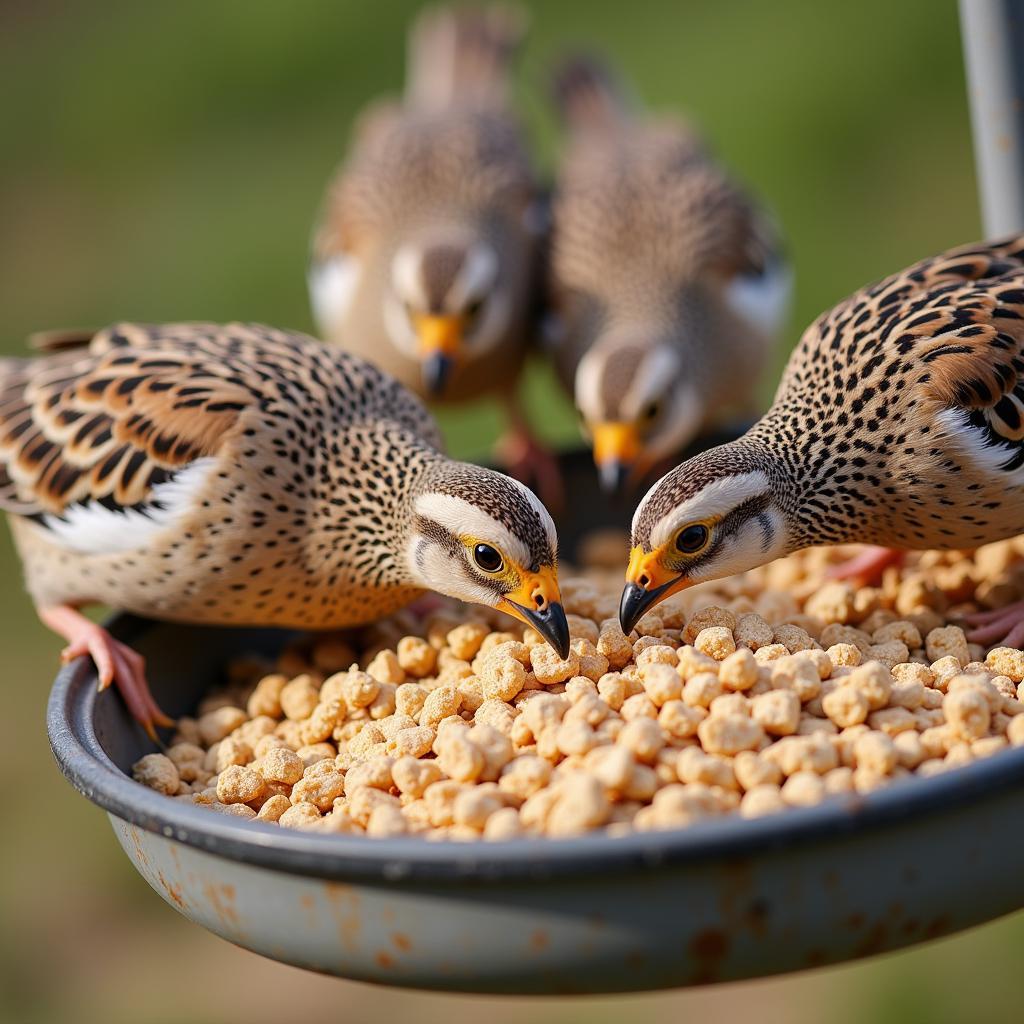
[962,600,1024,647]
[827,546,906,585]
[39,605,174,742]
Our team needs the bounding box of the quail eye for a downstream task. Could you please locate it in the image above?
[472,543,504,573]
[675,524,709,554]
[642,401,661,422]
[465,298,485,322]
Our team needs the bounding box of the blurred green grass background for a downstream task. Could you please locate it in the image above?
[1,1,1022,1022]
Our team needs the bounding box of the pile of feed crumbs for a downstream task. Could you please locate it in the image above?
[132,537,1024,840]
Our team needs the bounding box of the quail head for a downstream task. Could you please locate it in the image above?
[309,3,544,406]
[619,234,1024,643]
[546,55,790,494]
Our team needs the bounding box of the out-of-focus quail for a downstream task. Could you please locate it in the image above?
[547,55,790,493]
[309,5,559,497]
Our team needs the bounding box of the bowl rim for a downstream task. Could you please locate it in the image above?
[47,618,1024,885]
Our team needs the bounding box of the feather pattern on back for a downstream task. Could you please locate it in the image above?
[0,322,441,519]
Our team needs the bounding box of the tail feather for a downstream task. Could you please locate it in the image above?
[551,53,633,134]
[406,3,527,112]
[26,327,96,353]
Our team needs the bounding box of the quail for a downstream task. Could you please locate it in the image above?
[618,233,1024,645]
[546,55,790,493]
[309,4,555,495]
[0,322,569,738]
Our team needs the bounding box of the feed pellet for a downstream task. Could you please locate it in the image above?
[132,538,1024,839]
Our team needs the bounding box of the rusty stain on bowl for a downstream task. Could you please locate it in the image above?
[854,922,889,958]
[687,929,729,987]
[203,882,239,928]
[127,825,150,869]
[48,543,1024,995]
[323,881,362,953]
[925,914,952,939]
[156,868,186,910]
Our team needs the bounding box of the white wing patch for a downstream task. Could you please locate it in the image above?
[309,254,361,336]
[39,458,217,555]
[724,261,792,338]
[934,408,1024,484]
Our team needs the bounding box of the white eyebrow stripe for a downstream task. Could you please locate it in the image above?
[414,492,532,568]
[620,346,681,420]
[392,244,429,308]
[648,471,772,550]
[574,347,607,421]
[447,244,498,310]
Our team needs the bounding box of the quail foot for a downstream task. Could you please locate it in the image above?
[618,234,1024,644]
[826,544,906,584]
[546,55,790,494]
[309,4,556,498]
[0,322,569,739]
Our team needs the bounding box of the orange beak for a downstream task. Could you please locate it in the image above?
[497,565,570,658]
[413,314,464,396]
[592,421,642,493]
[414,313,463,359]
[619,544,692,633]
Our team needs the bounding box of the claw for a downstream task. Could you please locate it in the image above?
[962,599,1024,648]
[39,605,174,741]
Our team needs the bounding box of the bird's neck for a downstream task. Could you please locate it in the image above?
[747,402,881,549]
[310,421,445,592]
[374,427,448,573]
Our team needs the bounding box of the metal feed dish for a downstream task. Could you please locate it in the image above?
[47,441,1024,994]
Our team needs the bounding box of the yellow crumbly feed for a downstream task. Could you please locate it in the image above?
[132,539,1024,839]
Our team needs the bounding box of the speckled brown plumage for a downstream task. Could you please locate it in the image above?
[0,321,559,632]
[547,55,788,478]
[634,234,1024,556]
[309,4,542,406]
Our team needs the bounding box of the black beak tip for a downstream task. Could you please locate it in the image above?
[547,601,571,660]
[618,582,650,635]
[422,354,454,396]
[598,460,631,494]
[523,600,570,659]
